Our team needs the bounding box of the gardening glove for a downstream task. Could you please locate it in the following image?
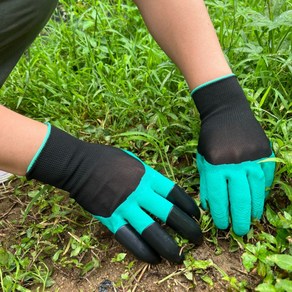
[26,124,203,264]
[191,74,276,236]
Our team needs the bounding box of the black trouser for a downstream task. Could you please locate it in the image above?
[0,0,58,87]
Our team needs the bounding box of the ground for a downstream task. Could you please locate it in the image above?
[1,1,291,291]
[0,177,260,292]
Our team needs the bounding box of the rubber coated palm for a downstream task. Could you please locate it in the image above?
[197,152,275,235]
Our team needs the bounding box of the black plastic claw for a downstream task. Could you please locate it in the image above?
[166,206,203,246]
[115,224,161,264]
[167,185,201,220]
[142,222,184,263]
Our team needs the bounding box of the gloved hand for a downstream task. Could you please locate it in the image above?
[191,75,276,236]
[26,124,203,264]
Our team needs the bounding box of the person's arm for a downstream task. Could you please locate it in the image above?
[0,105,47,175]
[133,0,275,235]
[133,0,232,89]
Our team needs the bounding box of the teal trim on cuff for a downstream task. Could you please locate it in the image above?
[26,122,51,173]
[190,73,235,96]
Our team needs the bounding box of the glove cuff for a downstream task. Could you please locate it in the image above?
[191,75,251,120]
[26,125,86,191]
[190,73,235,96]
[27,122,52,173]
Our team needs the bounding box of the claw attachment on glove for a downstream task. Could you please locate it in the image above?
[26,124,203,264]
[191,74,276,236]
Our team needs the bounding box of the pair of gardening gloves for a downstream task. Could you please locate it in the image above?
[26,75,275,264]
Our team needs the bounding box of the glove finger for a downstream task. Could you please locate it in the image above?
[124,152,201,220]
[166,185,201,220]
[123,205,183,263]
[228,172,251,236]
[138,188,174,223]
[97,204,180,263]
[145,165,175,197]
[205,172,229,230]
[145,167,201,220]
[141,221,183,263]
[247,164,265,219]
[94,213,127,234]
[260,152,276,197]
[166,206,203,246]
[95,213,159,263]
[139,190,203,246]
[115,224,161,264]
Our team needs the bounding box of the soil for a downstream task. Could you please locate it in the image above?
[0,178,260,292]
[47,240,259,292]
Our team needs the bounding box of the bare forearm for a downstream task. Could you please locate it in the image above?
[133,0,232,89]
[0,105,47,175]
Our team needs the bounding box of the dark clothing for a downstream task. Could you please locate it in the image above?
[0,0,58,87]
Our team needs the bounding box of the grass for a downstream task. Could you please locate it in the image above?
[0,0,291,291]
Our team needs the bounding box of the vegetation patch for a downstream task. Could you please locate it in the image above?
[0,0,291,291]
